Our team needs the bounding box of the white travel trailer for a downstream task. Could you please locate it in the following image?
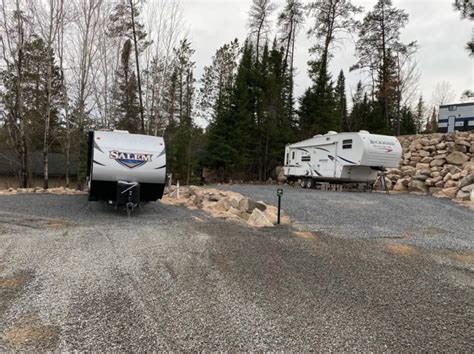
[284,131,402,188]
[87,130,166,213]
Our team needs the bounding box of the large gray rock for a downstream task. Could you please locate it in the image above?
[442,187,458,199]
[430,159,446,167]
[415,163,431,170]
[247,208,273,227]
[393,179,407,191]
[408,180,427,193]
[418,150,430,157]
[458,174,474,189]
[413,174,429,182]
[456,184,474,201]
[238,198,266,213]
[446,152,469,165]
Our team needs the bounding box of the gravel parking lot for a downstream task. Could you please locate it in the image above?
[0,192,473,351]
[220,185,474,250]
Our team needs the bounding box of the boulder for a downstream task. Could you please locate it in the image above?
[418,150,430,157]
[462,162,474,174]
[443,173,452,182]
[413,174,428,182]
[436,142,446,150]
[446,152,469,166]
[420,157,433,163]
[456,188,472,201]
[238,198,266,213]
[247,208,273,227]
[471,189,474,202]
[277,168,287,183]
[433,154,447,160]
[429,187,443,195]
[408,180,427,193]
[458,174,474,189]
[453,144,467,153]
[451,172,461,181]
[401,166,416,176]
[393,180,407,192]
[434,180,445,188]
[211,198,231,212]
[430,159,446,167]
[444,180,458,188]
[441,187,459,199]
[416,163,431,170]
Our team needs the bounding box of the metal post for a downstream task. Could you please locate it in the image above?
[276,188,283,225]
[277,195,281,225]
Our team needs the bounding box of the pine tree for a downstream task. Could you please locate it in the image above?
[108,0,152,133]
[112,39,141,133]
[414,95,425,134]
[352,0,413,134]
[335,70,348,132]
[400,105,416,135]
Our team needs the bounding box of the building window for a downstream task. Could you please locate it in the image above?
[302,156,311,162]
[342,139,352,149]
[448,105,457,111]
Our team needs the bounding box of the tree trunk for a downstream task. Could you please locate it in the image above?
[15,0,28,188]
[129,0,145,134]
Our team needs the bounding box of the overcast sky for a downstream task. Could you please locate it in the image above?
[180,0,473,110]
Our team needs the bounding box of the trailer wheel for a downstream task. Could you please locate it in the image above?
[300,179,306,188]
[306,178,314,189]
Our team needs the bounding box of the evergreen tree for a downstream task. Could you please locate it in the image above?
[165,39,197,184]
[352,0,414,134]
[108,0,152,133]
[1,36,63,152]
[399,105,416,135]
[112,39,141,133]
[414,95,425,133]
[335,70,348,131]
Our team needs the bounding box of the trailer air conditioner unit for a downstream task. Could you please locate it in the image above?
[86,130,166,214]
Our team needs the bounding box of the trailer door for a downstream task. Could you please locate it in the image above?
[318,143,337,178]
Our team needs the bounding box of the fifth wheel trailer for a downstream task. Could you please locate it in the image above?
[283,131,402,188]
[87,130,166,213]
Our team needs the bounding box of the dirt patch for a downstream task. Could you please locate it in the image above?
[0,276,25,289]
[4,324,59,349]
[293,231,316,239]
[451,251,474,265]
[386,243,417,256]
[46,221,70,229]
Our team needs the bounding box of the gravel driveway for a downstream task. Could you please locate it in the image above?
[0,193,472,351]
[219,185,474,250]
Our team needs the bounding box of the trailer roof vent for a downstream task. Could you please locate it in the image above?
[313,134,322,138]
[359,130,370,134]
[325,131,338,136]
[113,130,130,133]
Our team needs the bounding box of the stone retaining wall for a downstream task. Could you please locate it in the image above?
[387,132,474,201]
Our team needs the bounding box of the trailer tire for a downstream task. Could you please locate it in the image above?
[300,179,306,189]
[306,178,314,189]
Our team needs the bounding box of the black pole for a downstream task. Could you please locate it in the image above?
[277,195,281,225]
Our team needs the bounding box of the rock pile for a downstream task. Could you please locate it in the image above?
[162,186,290,227]
[386,132,474,202]
[0,186,86,195]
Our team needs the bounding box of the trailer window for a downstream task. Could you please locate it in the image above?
[301,156,310,162]
[448,105,457,111]
[286,153,289,164]
[342,139,352,149]
[292,151,295,159]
